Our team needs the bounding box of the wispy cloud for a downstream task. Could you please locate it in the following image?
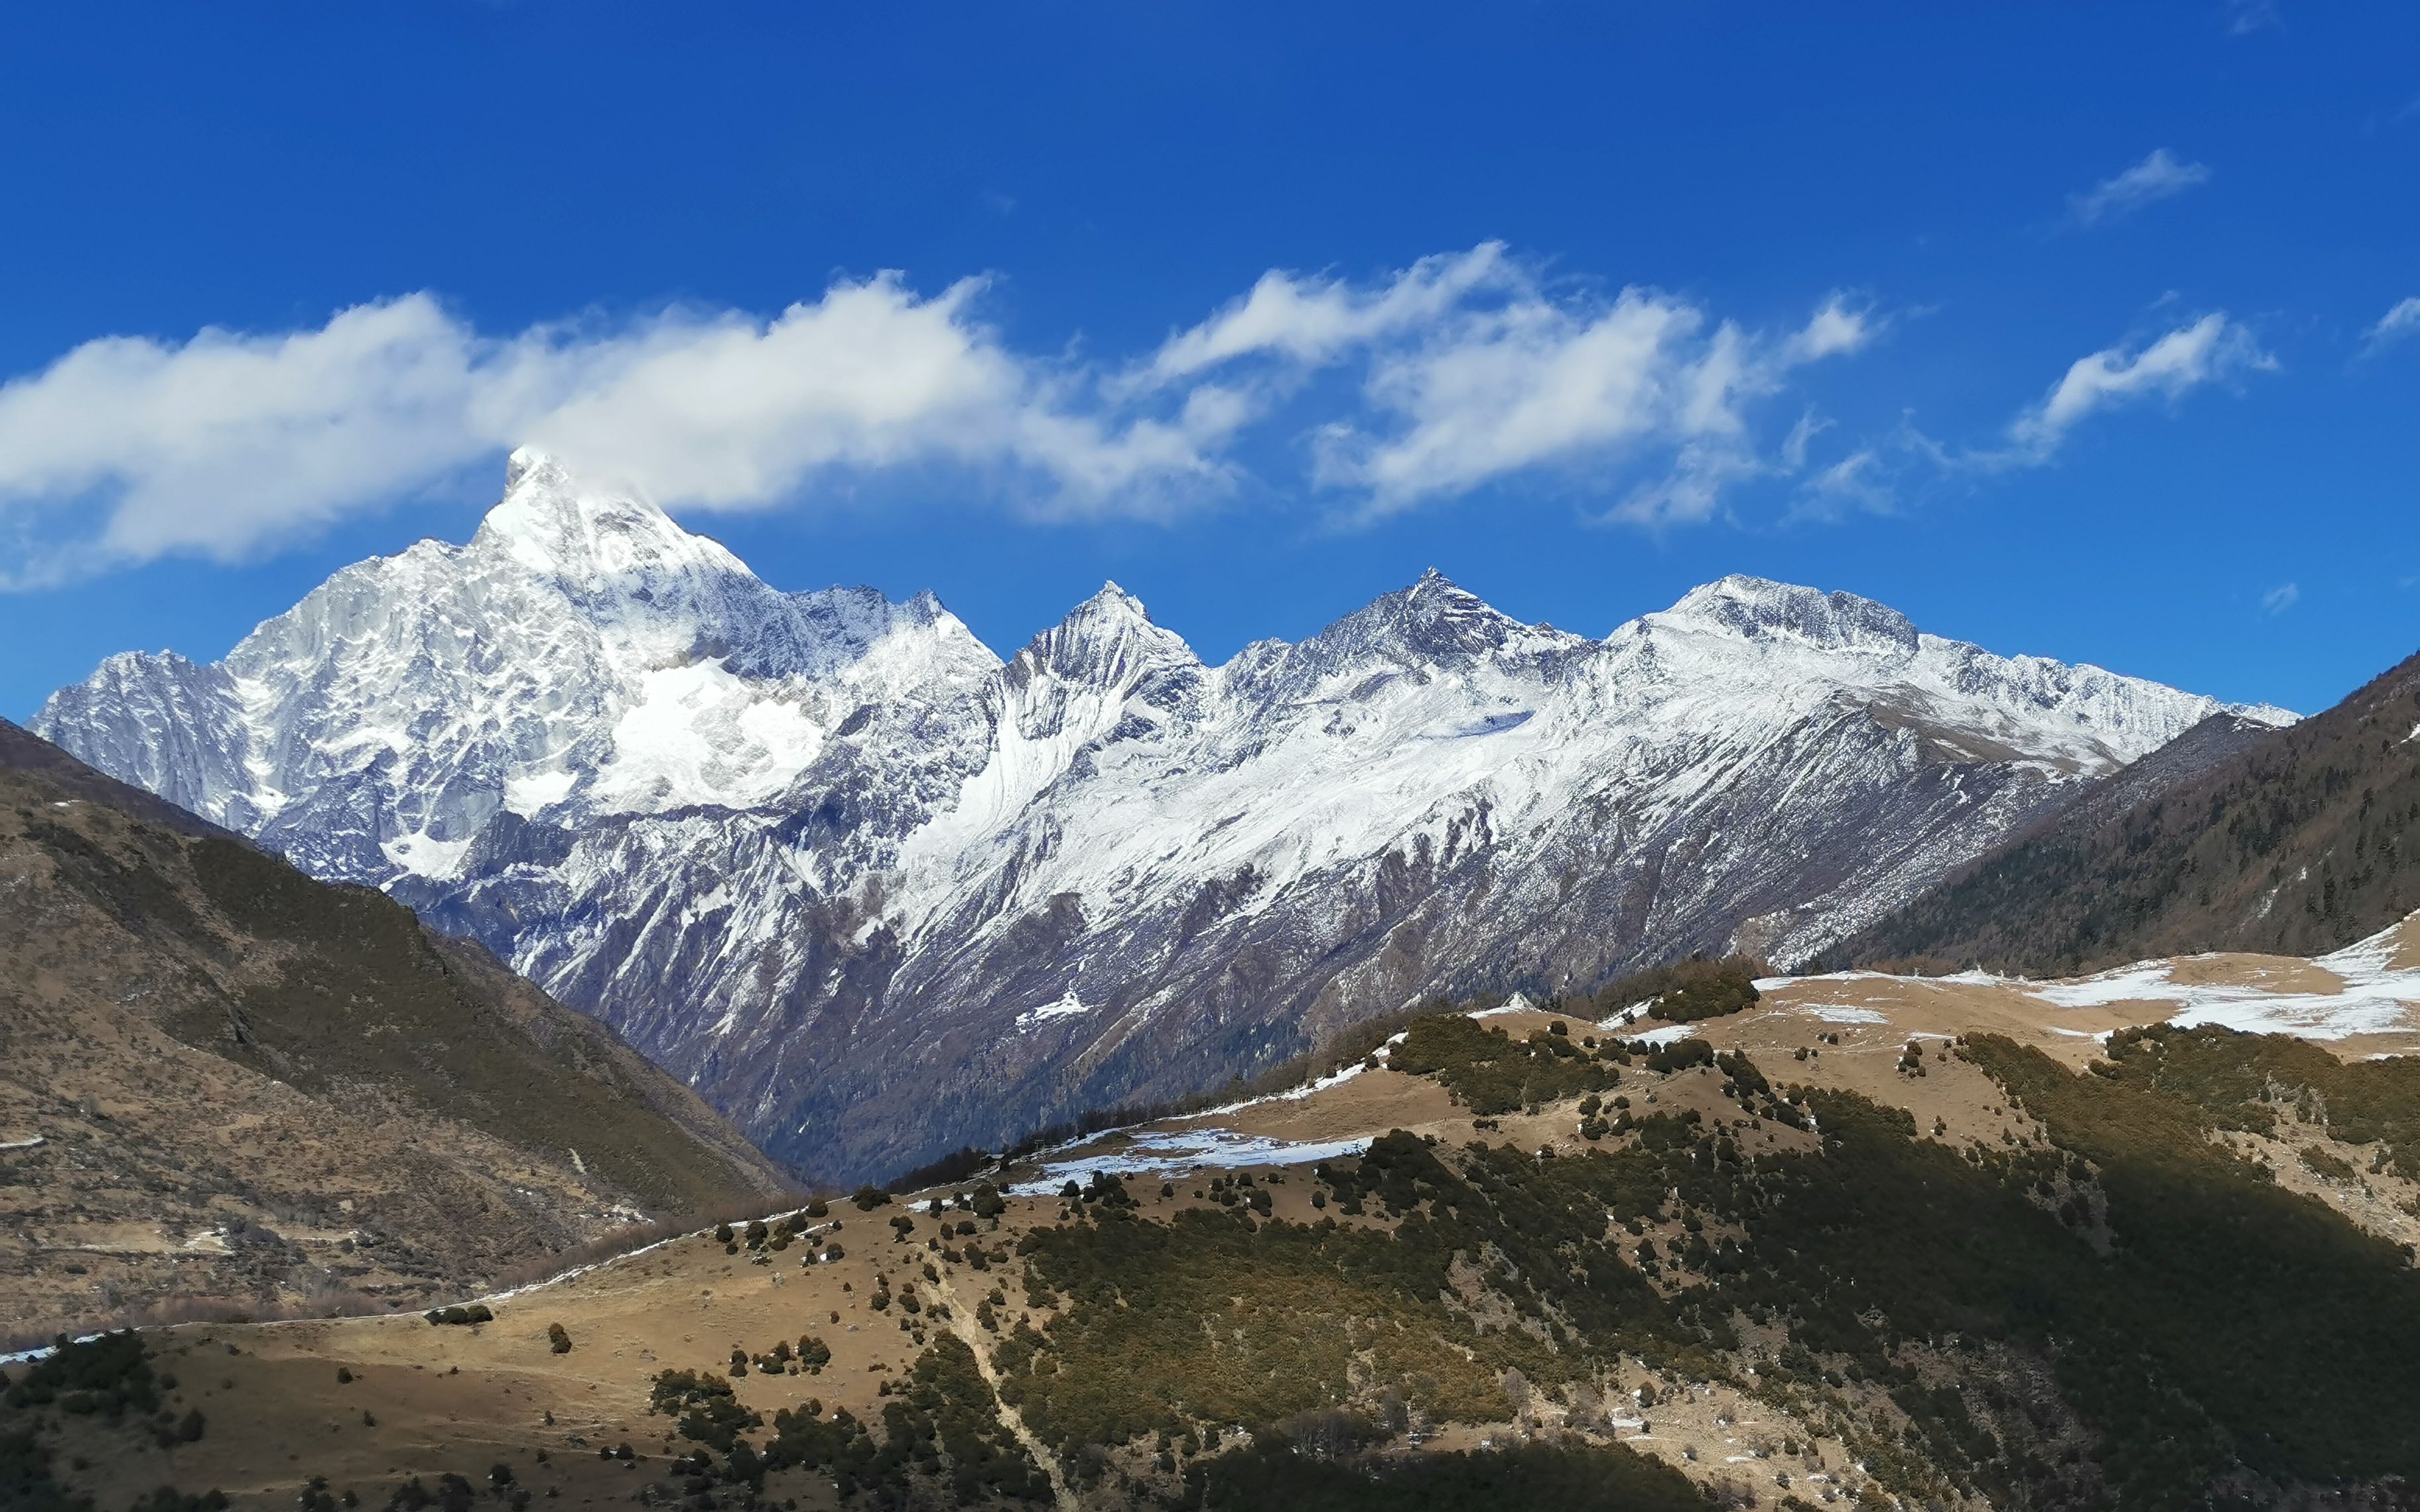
[0,252,1884,584]
[1789,447,1895,521]
[2364,296,2420,353]
[1800,316,2275,513]
[2070,149,2213,226]
[2003,314,2272,462]
[2222,0,2281,34]
[1137,244,1514,387]
[2263,582,2301,614]
[1146,250,1879,524]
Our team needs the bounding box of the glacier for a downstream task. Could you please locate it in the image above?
[34,450,2293,1180]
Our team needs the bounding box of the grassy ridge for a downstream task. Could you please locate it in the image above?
[984,1019,2420,1509]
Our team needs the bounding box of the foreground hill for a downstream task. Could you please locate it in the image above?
[31,450,2287,1182]
[13,932,2420,1511]
[0,720,791,1336]
[1836,648,2420,975]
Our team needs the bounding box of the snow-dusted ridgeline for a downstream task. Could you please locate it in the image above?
[35,451,2291,1180]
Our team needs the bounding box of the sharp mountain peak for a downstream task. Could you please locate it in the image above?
[1656,574,1920,655]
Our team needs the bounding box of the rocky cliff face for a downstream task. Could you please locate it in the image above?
[35,452,2289,1180]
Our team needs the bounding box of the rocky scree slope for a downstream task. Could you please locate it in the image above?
[1836,646,2420,975]
[0,718,789,1332]
[33,451,2290,1182]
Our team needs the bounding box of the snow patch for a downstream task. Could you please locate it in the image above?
[1012,1128,1372,1194]
[1625,1024,1702,1046]
[1997,921,2420,1041]
[1471,991,1539,1019]
[505,768,578,814]
[1014,988,1091,1033]
[1798,1005,1891,1025]
[381,832,472,879]
[1195,1061,1369,1117]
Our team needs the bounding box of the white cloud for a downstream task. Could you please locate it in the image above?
[2364,296,2420,353]
[0,250,1884,584]
[1784,295,1878,363]
[2070,149,2213,225]
[1338,289,1868,523]
[1139,243,1512,385]
[2263,582,2300,614]
[0,277,1248,586]
[2004,314,2272,462]
[1143,251,1873,523]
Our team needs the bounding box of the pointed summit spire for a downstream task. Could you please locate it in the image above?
[501,444,571,496]
[473,447,754,598]
[1015,580,1201,691]
[1063,580,1162,633]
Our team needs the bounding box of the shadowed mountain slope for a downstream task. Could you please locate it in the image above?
[0,719,791,1332]
[1835,651,2420,974]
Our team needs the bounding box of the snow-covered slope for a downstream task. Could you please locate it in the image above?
[34,452,2292,1180]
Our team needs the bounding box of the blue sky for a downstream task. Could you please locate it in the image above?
[1,3,2415,718]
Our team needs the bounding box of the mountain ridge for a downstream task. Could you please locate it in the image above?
[33,452,2293,1181]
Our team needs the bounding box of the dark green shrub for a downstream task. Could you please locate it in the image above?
[5,1332,158,1419]
[1591,955,1763,1023]
[650,1371,760,1453]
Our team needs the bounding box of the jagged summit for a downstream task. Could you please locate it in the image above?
[1256,568,1572,688]
[1010,579,1204,699]
[474,446,758,605]
[1056,580,1164,635]
[1658,574,1920,655]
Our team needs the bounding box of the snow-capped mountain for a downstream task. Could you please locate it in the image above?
[34,451,2293,1180]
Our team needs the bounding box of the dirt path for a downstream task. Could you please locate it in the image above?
[933,1269,1075,1511]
